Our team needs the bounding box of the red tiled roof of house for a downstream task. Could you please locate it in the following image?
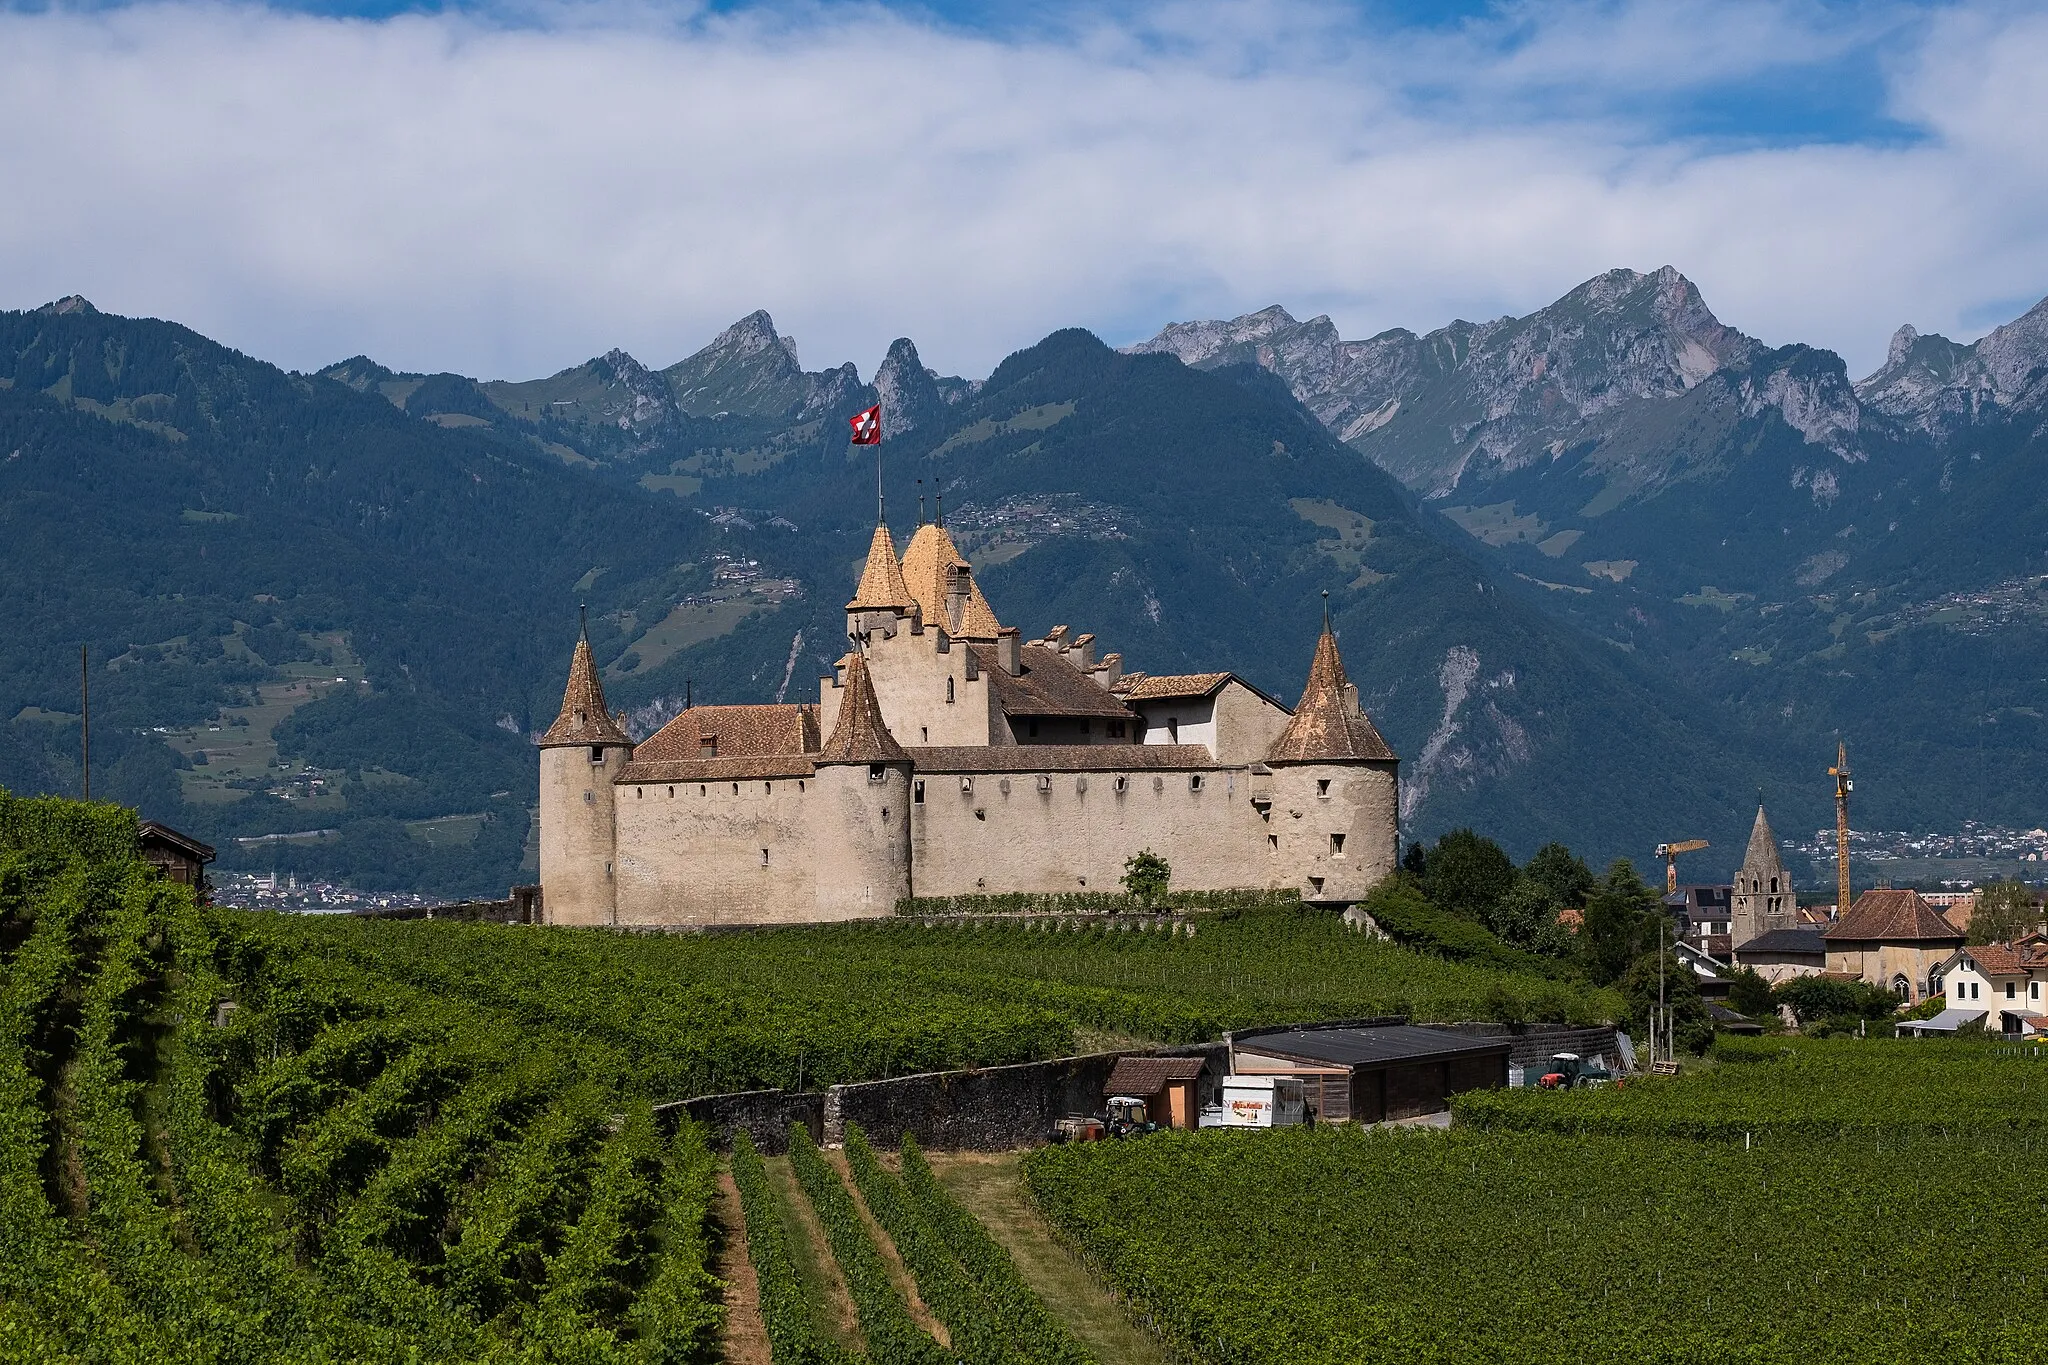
[1103,1055,1207,1096]
[635,704,819,763]
[1267,627,1396,764]
[1824,889,1965,944]
[540,633,631,748]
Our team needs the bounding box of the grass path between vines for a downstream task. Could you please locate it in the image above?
[925,1151,1167,1365]
[764,1155,864,1354]
[710,1170,771,1365]
[828,1149,951,1347]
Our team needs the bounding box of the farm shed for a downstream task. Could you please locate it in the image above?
[1102,1055,1211,1130]
[1230,1025,1510,1123]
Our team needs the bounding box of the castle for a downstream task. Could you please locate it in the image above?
[537,515,1400,926]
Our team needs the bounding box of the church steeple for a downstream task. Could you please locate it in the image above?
[539,613,631,748]
[1730,802,1793,944]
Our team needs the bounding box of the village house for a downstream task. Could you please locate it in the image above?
[538,515,1402,927]
[1922,936,2048,1036]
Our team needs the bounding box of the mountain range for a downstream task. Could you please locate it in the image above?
[2,268,2041,896]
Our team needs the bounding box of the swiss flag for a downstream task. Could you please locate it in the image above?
[849,404,882,445]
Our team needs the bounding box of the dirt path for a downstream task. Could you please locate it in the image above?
[710,1169,771,1365]
[827,1149,950,1348]
[764,1155,864,1354]
[928,1151,1168,1365]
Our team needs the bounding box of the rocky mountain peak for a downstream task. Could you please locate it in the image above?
[36,295,98,316]
[872,337,945,437]
[1129,304,1303,369]
[592,348,678,432]
[705,309,800,366]
[1973,292,2048,409]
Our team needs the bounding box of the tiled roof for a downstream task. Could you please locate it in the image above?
[900,523,1002,638]
[848,523,914,611]
[1953,942,2048,976]
[1120,672,1231,701]
[974,644,1136,720]
[1825,889,1966,944]
[539,634,632,748]
[138,821,216,863]
[616,757,817,782]
[818,651,908,764]
[1736,927,1828,956]
[906,744,1221,774]
[1266,627,1396,764]
[634,704,819,763]
[1103,1056,1208,1096]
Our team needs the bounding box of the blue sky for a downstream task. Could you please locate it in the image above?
[1,0,2042,380]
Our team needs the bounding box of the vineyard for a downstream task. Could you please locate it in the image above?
[1026,1037,2048,1364]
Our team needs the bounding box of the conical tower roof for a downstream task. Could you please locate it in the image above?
[847,522,914,611]
[1738,804,1788,882]
[900,522,1002,638]
[817,650,908,764]
[1267,625,1396,763]
[539,628,631,748]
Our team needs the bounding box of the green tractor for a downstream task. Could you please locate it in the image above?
[1104,1096,1161,1138]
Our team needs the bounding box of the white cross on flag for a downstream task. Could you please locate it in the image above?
[849,404,882,445]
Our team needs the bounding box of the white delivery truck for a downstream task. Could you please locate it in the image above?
[1200,1075,1308,1129]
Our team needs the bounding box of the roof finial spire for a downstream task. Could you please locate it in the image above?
[579,601,588,640]
[1321,588,1330,631]
[935,490,943,527]
[917,478,926,525]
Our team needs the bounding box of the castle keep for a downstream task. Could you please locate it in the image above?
[538,518,1400,926]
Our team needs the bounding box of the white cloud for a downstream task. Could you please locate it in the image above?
[0,0,2042,381]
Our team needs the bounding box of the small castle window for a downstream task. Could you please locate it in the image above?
[946,677,955,703]
[960,777,973,794]
[921,727,928,742]
[761,848,770,866]
[1769,876,1779,893]
[764,782,772,794]
[1078,876,1087,888]
[914,780,925,804]
[1330,833,1345,855]
[1113,775,1128,793]
[1076,775,1089,794]
[1189,775,1204,792]
[1308,876,1325,895]
[869,764,887,783]
[1316,778,1331,797]
[975,808,986,821]
[699,784,707,796]
[731,783,739,795]
[636,787,643,798]
[881,808,889,819]
[1268,834,1278,850]
[589,746,605,763]
[1036,774,1052,792]
[667,786,674,798]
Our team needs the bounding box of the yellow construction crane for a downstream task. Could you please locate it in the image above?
[1829,742,1853,915]
[1655,839,1709,895]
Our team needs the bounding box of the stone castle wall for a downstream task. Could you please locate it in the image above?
[611,772,819,926]
[909,763,1271,898]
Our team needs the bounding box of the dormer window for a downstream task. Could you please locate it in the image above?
[700,737,718,758]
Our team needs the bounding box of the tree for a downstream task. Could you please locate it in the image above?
[1619,949,1713,1054]
[1968,882,2045,944]
[1122,848,1170,903]
[1773,976,1898,1026]
[1580,859,1662,986]
[1524,842,1596,908]
[1402,841,1428,878]
[1727,968,1776,1018]
[1489,875,1574,957]
[1423,828,1516,926]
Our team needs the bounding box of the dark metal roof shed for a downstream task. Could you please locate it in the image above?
[1236,1025,1508,1069]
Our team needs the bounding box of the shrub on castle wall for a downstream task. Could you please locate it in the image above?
[893,887,1304,917]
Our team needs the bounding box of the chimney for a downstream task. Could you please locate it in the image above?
[1071,633,1096,669]
[1094,651,1123,689]
[997,627,1022,676]
[1046,625,1070,650]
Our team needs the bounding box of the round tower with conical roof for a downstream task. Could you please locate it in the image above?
[537,618,633,925]
[811,649,914,919]
[1263,616,1400,903]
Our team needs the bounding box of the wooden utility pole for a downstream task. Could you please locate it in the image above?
[80,645,90,801]
[1829,741,1853,915]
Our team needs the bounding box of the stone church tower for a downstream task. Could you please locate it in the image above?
[1730,803,1794,947]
